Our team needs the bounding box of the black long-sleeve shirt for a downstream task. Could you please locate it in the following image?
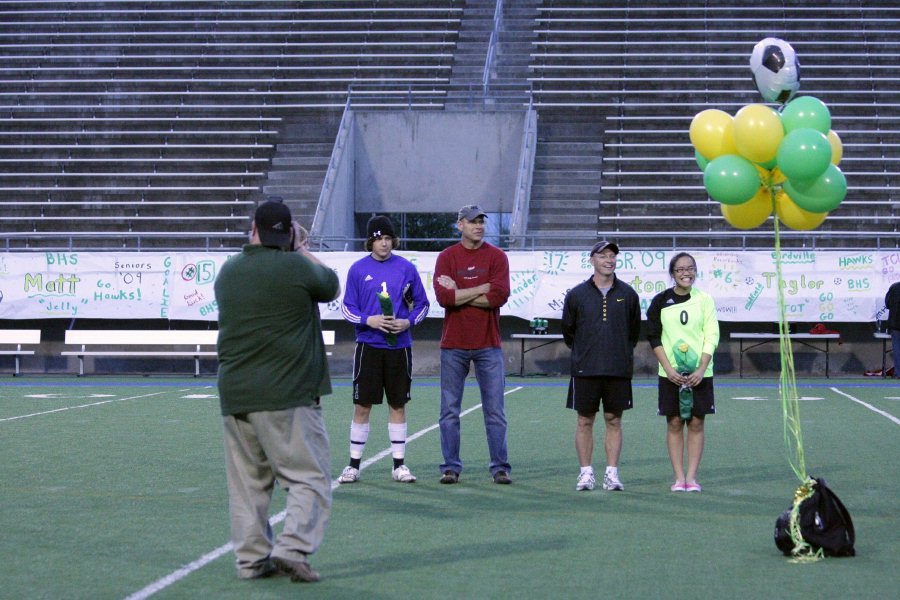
[561,275,641,377]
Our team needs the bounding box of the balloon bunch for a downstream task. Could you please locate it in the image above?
[689,41,846,231]
[691,40,855,563]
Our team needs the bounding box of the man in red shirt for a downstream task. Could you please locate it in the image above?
[433,205,512,484]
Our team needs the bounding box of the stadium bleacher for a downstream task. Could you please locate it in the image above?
[0,0,462,250]
[531,0,899,249]
[0,0,897,251]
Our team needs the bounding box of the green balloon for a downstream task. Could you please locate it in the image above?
[776,128,831,182]
[782,96,831,134]
[703,154,759,205]
[695,150,709,172]
[784,164,848,212]
[758,157,777,170]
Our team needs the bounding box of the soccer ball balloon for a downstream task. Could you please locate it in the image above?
[750,38,801,104]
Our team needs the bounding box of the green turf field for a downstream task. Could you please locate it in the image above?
[0,377,897,599]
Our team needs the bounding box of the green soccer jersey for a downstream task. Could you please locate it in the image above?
[646,287,720,378]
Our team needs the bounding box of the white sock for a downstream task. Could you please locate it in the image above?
[606,466,618,477]
[580,466,594,476]
[388,422,407,460]
[349,421,369,460]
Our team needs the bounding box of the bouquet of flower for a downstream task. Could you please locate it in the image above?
[377,282,397,347]
[672,341,699,420]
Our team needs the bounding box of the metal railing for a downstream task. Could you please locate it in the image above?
[508,95,537,247]
[482,0,504,95]
[310,95,353,238]
[306,230,899,252]
[4,228,897,253]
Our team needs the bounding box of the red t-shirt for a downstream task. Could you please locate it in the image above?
[433,242,510,349]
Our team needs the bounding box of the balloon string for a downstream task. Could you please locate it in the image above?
[773,187,807,483]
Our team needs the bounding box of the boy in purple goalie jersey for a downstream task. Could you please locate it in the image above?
[338,215,430,484]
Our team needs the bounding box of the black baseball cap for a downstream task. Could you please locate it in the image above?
[254,199,292,249]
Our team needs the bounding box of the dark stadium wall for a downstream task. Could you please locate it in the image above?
[353,111,523,213]
[6,318,888,379]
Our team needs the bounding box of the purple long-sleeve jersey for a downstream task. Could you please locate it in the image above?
[341,253,430,349]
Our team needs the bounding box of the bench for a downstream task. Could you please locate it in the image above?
[0,329,41,376]
[730,333,841,378]
[61,329,336,376]
[62,330,219,377]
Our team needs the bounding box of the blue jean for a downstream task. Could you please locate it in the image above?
[439,347,510,476]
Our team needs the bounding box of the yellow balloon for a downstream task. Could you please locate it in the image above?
[752,165,787,188]
[733,104,784,163]
[826,129,843,165]
[689,109,737,160]
[775,191,828,230]
[721,187,773,229]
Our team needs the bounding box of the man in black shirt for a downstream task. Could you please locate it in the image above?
[561,241,640,492]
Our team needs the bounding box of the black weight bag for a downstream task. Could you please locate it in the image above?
[774,477,855,557]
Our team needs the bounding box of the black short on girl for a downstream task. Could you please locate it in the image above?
[657,376,715,417]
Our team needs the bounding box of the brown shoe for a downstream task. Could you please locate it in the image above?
[272,556,321,583]
[493,470,512,485]
[440,470,459,484]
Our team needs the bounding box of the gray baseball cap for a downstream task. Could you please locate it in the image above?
[457,204,488,221]
[590,240,620,255]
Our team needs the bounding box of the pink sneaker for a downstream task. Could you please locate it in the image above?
[685,481,702,492]
[671,480,687,492]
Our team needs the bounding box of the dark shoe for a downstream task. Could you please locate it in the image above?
[272,556,320,583]
[244,558,281,579]
[440,470,459,484]
[493,470,512,485]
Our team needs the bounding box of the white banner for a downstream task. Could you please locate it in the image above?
[0,249,897,322]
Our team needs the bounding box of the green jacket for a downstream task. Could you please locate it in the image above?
[214,245,339,415]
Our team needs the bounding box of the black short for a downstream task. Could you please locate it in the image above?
[352,343,412,407]
[566,376,633,415]
[657,376,716,417]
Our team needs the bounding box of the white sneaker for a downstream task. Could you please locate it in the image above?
[575,471,595,491]
[603,472,624,491]
[391,464,417,483]
[338,466,359,483]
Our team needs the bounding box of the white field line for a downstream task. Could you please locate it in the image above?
[124,385,524,600]
[0,391,173,422]
[830,386,900,426]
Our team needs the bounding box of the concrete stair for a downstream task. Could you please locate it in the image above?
[526,110,605,248]
[262,112,342,229]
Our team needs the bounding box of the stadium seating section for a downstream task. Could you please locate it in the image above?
[0,0,896,251]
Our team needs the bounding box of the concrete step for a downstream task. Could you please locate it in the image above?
[529,199,600,212]
[276,143,334,155]
[535,155,603,168]
[531,183,601,196]
[532,171,601,185]
[266,169,326,181]
[262,183,322,196]
[538,137,605,148]
[271,156,329,168]
[523,233,598,250]
[528,213,599,227]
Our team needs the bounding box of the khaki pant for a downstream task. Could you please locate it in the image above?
[223,405,331,578]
